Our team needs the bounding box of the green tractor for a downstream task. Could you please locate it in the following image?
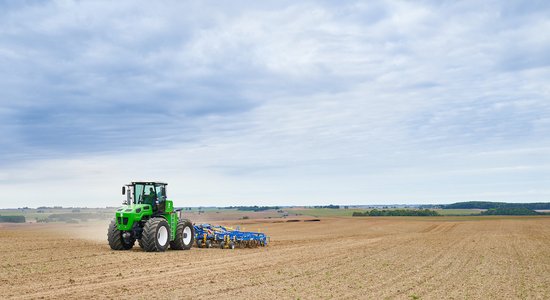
[107,181,195,252]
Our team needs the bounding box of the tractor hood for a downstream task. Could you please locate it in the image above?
[115,204,153,231]
[115,203,153,214]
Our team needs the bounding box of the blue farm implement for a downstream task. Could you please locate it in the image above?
[194,223,268,249]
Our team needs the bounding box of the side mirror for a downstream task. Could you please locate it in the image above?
[122,186,126,195]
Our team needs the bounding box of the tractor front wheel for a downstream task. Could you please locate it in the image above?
[170,219,195,250]
[107,219,135,250]
[139,218,170,252]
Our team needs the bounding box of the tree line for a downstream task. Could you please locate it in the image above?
[442,201,550,210]
[0,216,26,223]
[312,205,340,209]
[225,206,281,212]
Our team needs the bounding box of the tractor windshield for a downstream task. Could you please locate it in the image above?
[134,183,156,205]
[131,183,167,205]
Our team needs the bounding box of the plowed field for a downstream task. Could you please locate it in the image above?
[1,216,550,299]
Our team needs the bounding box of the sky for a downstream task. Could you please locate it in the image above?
[0,0,549,208]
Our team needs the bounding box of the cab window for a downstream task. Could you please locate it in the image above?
[156,185,166,201]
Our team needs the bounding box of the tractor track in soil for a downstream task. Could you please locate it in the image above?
[1,217,550,299]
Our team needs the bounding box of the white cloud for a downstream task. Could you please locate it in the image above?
[0,0,549,207]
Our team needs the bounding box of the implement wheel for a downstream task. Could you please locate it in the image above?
[107,219,134,250]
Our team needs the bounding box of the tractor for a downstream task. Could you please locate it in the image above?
[107,181,195,252]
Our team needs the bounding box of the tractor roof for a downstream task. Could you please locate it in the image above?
[127,181,168,185]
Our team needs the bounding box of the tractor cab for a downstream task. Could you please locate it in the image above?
[123,181,168,214]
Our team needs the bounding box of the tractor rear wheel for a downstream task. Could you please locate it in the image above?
[170,219,195,250]
[139,218,170,252]
[107,219,134,250]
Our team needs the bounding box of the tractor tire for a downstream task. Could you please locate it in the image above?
[140,218,170,252]
[196,239,203,248]
[107,219,135,250]
[219,241,225,249]
[138,238,145,249]
[170,219,195,250]
[205,240,212,248]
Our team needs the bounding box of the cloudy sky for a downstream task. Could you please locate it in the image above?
[1,0,549,208]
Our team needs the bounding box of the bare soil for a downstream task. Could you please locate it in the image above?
[1,216,550,299]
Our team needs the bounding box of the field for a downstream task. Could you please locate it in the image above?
[0,207,282,223]
[432,209,483,215]
[1,215,550,299]
[0,207,484,222]
[290,208,368,217]
[290,208,484,217]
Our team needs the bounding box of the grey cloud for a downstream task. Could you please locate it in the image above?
[0,1,549,206]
